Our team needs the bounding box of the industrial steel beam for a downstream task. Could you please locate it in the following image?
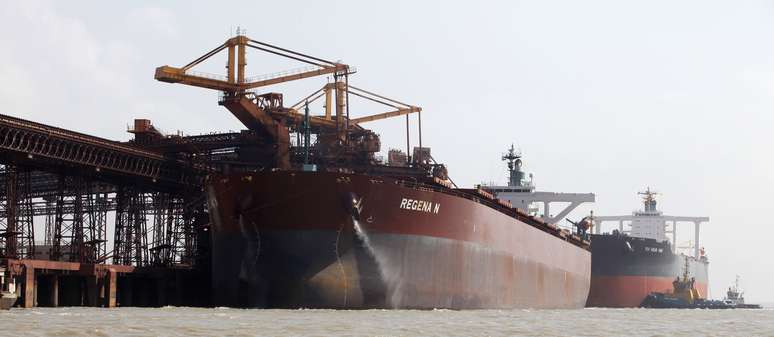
[0,113,202,189]
[350,107,421,124]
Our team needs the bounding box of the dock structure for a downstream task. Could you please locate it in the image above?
[0,113,211,308]
[5,259,207,308]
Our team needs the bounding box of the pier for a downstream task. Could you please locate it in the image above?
[0,113,211,308]
[5,259,208,308]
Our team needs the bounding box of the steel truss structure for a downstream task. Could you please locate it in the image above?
[0,164,35,259]
[0,113,207,267]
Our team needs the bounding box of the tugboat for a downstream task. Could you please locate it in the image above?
[639,257,730,309]
[723,276,762,309]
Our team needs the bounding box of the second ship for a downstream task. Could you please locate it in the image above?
[154,34,592,309]
[586,189,710,307]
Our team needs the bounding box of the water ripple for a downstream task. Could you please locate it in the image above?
[0,307,771,336]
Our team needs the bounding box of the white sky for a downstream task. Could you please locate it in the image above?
[1,1,772,302]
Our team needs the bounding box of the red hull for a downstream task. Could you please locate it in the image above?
[207,171,591,309]
[587,275,709,308]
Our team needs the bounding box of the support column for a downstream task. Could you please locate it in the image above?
[105,269,117,308]
[123,278,133,307]
[174,271,184,306]
[50,275,59,307]
[324,84,333,120]
[618,220,623,233]
[405,115,410,159]
[6,167,18,259]
[543,202,550,222]
[336,80,346,142]
[227,46,235,83]
[237,43,246,84]
[97,275,105,306]
[23,266,34,308]
[694,222,701,258]
[86,276,98,307]
[156,278,167,307]
[418,110,422,150]
[672,221,678,253]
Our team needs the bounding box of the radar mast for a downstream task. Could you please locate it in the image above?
[638,187,659,213]
[502,144,525,187]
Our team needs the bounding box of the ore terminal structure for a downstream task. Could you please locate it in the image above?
[0,32,417,308]
[0,32,593,309]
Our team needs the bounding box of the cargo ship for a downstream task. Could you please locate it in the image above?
[158,34,593,309]
[586,189,709,307]
[208,168,591,309]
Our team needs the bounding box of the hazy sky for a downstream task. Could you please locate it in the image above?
[1,1,773,302]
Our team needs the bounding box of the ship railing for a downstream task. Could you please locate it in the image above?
[244,65,319,83]
[393,179,588,247]
[184,70,229,82]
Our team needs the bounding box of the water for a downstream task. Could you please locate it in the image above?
[352,219,375,255]
[1,307,772,337]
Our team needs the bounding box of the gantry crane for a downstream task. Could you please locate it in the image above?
[155,33,421,169]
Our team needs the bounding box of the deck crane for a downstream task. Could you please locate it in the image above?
[155,33,422,169]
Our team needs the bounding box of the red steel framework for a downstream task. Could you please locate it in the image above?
[0,164,35,259]
[0,113,206,268]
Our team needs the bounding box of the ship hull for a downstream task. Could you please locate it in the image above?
[586,233,709,308]
[207,171,591,309]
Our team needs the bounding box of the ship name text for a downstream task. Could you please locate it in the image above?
[399,198,440,214]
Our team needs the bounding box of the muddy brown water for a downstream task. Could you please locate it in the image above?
[0,307,772,336]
